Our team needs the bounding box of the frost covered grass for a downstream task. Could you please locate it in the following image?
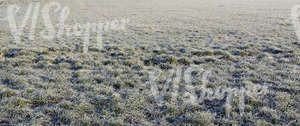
[0,0,299,125]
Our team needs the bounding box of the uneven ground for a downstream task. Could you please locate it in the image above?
[0,0,299,125]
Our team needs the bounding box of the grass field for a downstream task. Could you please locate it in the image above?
[0,0,299,125]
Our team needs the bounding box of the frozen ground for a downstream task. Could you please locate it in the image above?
[0,0,299,125]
